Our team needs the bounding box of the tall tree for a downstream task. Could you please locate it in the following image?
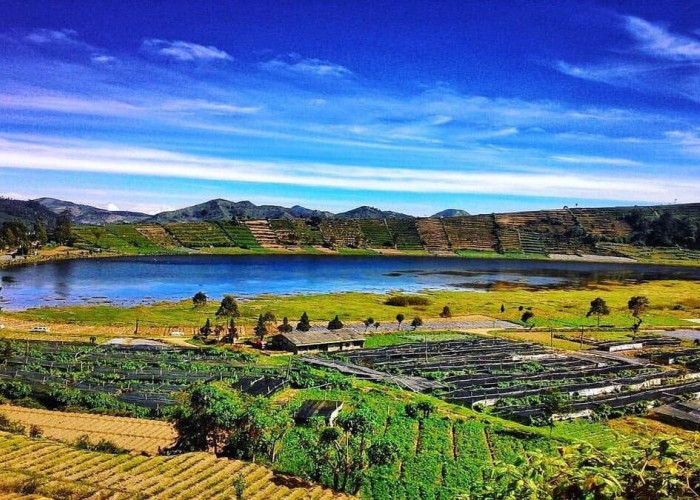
[192,291,207,308]
[278,316,293,333]
[53,210,73,245]
[396,313,405,329]
[254,314,267,341]
[328,315,344,330]
[586,297,610,328]
[296,312,311,332]
[216,295,240,319]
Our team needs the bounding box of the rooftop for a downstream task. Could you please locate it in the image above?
[277,330,365,347]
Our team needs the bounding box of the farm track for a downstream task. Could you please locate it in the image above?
[0,405,176,454]
[0,432,354,499]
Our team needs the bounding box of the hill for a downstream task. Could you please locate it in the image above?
[34,197,149,225]
[148,198,334,223]
[335,205,412,219]
[0,197,56,226]
[432,208,470,217]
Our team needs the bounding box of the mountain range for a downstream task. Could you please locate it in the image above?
[0,197,473,226]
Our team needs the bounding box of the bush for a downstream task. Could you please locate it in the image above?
[0,413,25,434]
[385,295,430,307]
[328,315,344,330]
[439,306,452,318]
[29,424,43,438]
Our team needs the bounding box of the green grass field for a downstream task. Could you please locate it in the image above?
[7,281,700,336]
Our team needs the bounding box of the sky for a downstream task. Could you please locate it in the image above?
[1,0,699,216]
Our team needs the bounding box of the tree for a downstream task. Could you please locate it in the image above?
[224,318,238,344]
[542,389,572,437]
[521,311,534,327]
[296,312,311,332]
[33,218,48,245]
[416,400,436,419]
[628,296,649,338]
[192,291,207,308]
[439,306,452,318]
[278,317,293,333]
[170,384,240,455]
[254,314,267,341]
[328,315,344,330]
[586,297,610,328]
[500,303,505,314]
[374,321,380,330]
[262,311,276,332]
[215,295,240,319]
[367,440,400,466]
[363,317,374,331]
[411,317,423,330]
[396,313,405,329]
[199,318,213,340]
[53,210,73,245]
[628,296,649,318]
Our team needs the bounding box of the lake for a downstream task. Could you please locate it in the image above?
[1,254,700,310]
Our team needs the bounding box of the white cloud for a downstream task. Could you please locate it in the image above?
[91,54,117,64]
[260,53,353,78]
[625,16,700,61]
[141,39,231,62]
[0,134,698,204]
[161,99,260,115]
[551,154,641,166]
[105,203,120,211]
[25,29,80,46]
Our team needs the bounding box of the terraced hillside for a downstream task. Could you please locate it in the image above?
[0,405,175,454]
[442,215,498,251]
[65,202,700,259]
[0,432,350,499]
[216,220,263,249]
[164,222,233,248]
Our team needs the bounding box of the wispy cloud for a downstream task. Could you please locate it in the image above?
[555,15,700,102]
[25,28,81,46]
[140,39,231,61]
[551,154,641,167]
[260,53,353,78]
[0,134,697,204]
[625,16,700,61]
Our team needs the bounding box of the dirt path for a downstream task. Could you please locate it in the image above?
[483,428,496,464]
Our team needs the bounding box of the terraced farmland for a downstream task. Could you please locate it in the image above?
[0,432,350,499]
[0,405,176,454]
[216,220,262,249]
[164,222,233,248]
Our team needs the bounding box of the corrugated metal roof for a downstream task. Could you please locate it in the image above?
[296,400,343,419]
[278,329,366,346]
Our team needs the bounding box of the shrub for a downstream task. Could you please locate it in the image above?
[29,424,43,438]
[385,295,430,307]
[328,315,344,330]
[439,306,452,318]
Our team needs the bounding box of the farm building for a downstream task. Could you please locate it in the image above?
[295,400,344,425]
[270,330,365,354]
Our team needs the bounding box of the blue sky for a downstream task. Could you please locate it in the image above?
[1,1,699,215]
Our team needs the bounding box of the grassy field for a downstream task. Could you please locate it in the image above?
[7,280,700,335]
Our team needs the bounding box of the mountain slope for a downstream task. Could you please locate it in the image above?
[335,205,412,219]
[147,199,333,223]
[432,209,470,217]
[0,198,57,226]
[34,198,149,225]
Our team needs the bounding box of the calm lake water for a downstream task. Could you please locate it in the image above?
[1,255,700,310]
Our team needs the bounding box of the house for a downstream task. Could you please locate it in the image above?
[269,329,365,354]
[295,400,344,425]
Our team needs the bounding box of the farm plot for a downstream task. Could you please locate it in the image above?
[164,222,233,248]
[0,405,175,454]
[0,431,350,499]
[216,221,263,249]
[338,336,700,423]
[0,340,285,413]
